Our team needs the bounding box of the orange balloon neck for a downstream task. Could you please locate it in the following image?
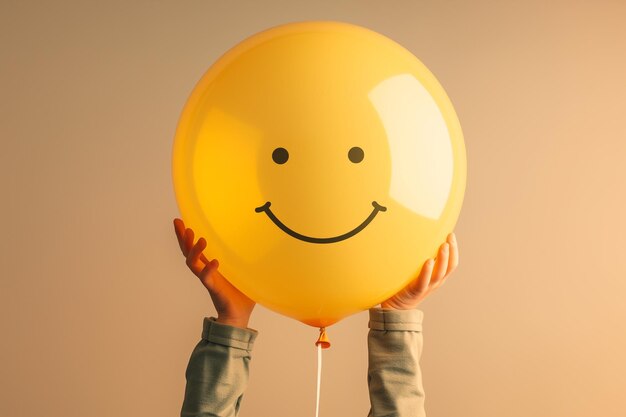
[315,327,331,349]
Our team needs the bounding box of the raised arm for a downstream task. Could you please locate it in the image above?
[367,308,425,417]
[367,233,459,417]
[181,317,257,417]
[174,218,257,417]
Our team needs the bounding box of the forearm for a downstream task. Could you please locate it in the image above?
[367,308,426,417]
[181,317,258,417]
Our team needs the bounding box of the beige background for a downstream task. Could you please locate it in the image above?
[2,1,625,416]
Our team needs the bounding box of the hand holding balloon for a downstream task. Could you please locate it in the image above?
[173,218,256,329]
[381,233,459,310]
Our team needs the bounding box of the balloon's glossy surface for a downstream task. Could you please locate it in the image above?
[172,21,466,327]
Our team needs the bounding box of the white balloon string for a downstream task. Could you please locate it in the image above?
[315,343,322,417]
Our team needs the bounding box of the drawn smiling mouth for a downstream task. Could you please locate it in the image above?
[254,201,387,244]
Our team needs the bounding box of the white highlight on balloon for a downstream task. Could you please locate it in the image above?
[368,73,453,220]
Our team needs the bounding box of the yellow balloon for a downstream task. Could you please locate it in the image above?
[172,21,466,328]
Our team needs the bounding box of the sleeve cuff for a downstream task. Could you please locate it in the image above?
[368,307,424,331]
[201,317,258,351]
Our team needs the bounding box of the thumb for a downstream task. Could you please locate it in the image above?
[198,259,219,291]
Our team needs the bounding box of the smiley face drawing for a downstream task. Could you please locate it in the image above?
[255,144,387,243]
[172,21,466,328]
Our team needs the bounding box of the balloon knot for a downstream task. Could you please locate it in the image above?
[315,327,331,349]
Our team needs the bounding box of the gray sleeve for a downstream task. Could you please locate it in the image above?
[181,317,258,417]
[367,307,426,417]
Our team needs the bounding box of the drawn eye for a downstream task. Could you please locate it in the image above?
[272,147,289,164]
[348,146,364,163]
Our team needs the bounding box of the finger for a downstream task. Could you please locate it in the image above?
[178,222,213,265]
[173,218,186,254]
[430,242,450,287]
[183,228,195,256]
[407,258,435,297]
[446,233,459,275]
[186,237,207,275]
